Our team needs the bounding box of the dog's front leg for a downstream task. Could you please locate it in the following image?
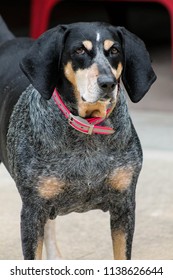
[110,204,135,260]
[21,203,47,260]
[108,166,138,259]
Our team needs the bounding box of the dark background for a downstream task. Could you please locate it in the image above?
[0,0,171,51]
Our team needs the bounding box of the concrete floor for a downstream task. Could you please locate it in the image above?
[0,47,173,260]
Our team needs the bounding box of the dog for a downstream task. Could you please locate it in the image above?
[0,16,156,260]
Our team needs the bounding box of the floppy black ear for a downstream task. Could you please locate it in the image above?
[20,25,67,100]
[117,27,156,102]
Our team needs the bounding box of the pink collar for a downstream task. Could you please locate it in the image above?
[52,89,118,135]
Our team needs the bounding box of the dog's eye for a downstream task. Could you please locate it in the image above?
[75,48,85,55]
[110,47,118,55]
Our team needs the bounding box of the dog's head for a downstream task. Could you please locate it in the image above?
[20,22,156,117]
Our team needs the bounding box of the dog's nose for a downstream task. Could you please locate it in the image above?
[97,75,116,93]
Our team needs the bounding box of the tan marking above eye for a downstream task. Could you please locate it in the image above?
[83,40,93,51]
[104,39,115,51]
[38,176,65,199]
[108,167,133,192]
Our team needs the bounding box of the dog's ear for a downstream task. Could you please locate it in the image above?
[20,26,67,100]
[117,27,156,102]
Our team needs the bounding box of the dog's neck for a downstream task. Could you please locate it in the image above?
[25,84,132,149]
[52,88,116,135]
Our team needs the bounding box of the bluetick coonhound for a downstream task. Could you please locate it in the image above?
[0,16,156,259]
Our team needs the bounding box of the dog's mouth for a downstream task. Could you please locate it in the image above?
[78,87,119,118]
[81,96,111,103]
[78,97,115,118]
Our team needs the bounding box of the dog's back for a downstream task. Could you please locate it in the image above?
[0,16,14,45]
[0,16,31,168]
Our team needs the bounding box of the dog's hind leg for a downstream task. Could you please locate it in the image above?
[44,219,62,259]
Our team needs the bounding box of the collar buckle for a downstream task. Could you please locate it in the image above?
[68,113,94,135]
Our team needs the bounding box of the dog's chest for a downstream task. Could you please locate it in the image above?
[37,144,118,214]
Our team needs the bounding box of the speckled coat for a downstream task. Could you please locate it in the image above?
[0,18,156,259]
